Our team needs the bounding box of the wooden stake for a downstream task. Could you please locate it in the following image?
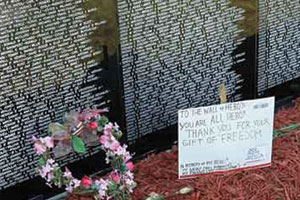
[218,84,227,104]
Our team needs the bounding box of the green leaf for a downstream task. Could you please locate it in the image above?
[112,130,123,140]
[97,125,103,133]
[273,130,283,138]
[53,168,62,180]
[99,116,109,126]
[38,157,46,167]
[108,182,118,191]
[280,123,300,131]
[119,163,128,173]
[111,156,124,170]
[72,136,86,154]
[90,183,99,190]
[273,123,300,138]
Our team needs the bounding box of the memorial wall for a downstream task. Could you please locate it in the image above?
[258,0,300,95]
[3,0,300,193]
[117,0,246,141]
[0,0,108,189]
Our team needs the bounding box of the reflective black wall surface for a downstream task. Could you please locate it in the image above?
[258,0,300,95]
[0,0,117,191]
[117,0,252,141]
[258,0,300,99]
[0,0,300,199]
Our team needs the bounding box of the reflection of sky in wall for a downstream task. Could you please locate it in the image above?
[0,0,107,189]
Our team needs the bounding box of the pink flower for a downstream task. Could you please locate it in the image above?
[63,167,72,178]
[81,176,92,187]
[99,135,120,151]
[110,141,120,151]
[32,136,38,141]
[44,136,54,148]
[34,142,47,155]
[33,136,53,154]
[115,145,132,162]
[103,123,113,135]
[47,172,54,182]
[88,121,98,130]
[110,172,121,183]
[99,135,107,144]
[39,163,53,178]
[126,162,134,171]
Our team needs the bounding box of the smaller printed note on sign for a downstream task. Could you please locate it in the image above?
[178,97,275,179]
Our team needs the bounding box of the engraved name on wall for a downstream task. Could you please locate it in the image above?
[258,0,300,94]
[117,0,246,141]
[0,0,107,189]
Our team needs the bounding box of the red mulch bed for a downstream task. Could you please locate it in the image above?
[132,99,300,200]
[68,99,300,200]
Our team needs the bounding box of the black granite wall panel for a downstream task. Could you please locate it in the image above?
[0,0,108,189]
[258,0,300,95]
[117,0,246,141]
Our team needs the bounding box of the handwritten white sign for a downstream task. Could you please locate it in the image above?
[178,97,275,179]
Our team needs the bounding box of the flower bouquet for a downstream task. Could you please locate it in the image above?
[32,108,136,200]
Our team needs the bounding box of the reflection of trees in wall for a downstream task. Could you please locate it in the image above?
[82,0,119,59]
[229,0,257,100]
[230,0,257,37]
[82,0,257,54]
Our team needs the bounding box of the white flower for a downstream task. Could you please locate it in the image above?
[95,179,109,199]
[115,146,126,156]
[125,178,135,186]
[39,163,53,178]
[47,172,54,182]
[47,159,55,164]
[63,167,73,178]
[65,179,81,193]
[72,179,81,188]
[65,185,73,193]
[125,171,134,179]
[113,122,120,130]
[44,136,54,148]
[115,145,132,162]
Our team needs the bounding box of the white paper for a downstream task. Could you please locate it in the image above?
[178,97,275,179]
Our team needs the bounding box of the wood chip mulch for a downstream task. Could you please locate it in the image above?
[132,99,300,200]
